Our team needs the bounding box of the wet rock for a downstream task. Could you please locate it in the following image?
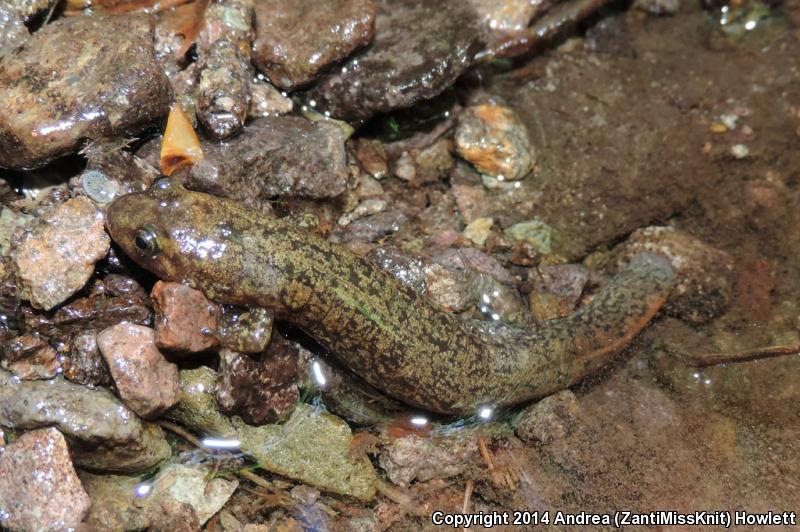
[1,334,60,380]
[253,0,375,90]
[72,142,159,201]
[620,226,735,323]
[306,0,483,123]
[0,369,171,472]
[0,208,31,258]
[170,367,377,500]
[433,247,516,285]
[77,472,149,531]
[334,209,409,245]
[216,306,274,354]
[469,0,550,33]
[97,323,181,419]
[11,196,110,310]
[64,333,112,386]
[455,102,534,181]
[146,498,201,532]
[504,219,552,254]
[378,430,479,487]
[528,264,589,320]
[391,138,454,187]
[463,217,495,248]
[152,281,220,354]
[0,428,91,532]
[249,79,294,118]
[338,198,387,227]
[634,0,680,15]
[196,0,255,139]
[215,346,299,425]
[149,463,239,525]
[3,0,55,20]
[353,138,389,180]
[182,116,348,205]
[0,14,171,169]
[514,390,581,445]
[451,182,490,225]
[0,4,28,56]
[49,274,151,338]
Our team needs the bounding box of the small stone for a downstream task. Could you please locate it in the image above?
[392,139,454,187]
[0,208,31,258]
[528,264,590,320]
[150,463,239,525]
[504,219,552,254]
[215,345,299,425]
[12,196,110,310]
[0,4,28,56]
[455,103,534,181]
[0,428,91,532]
[253,0,376,90]
[146,498,201,532]
[451,183,489,224]
[514,390,581,445]
[378,430,478,487]
[338,199,388,227]
[183,116,348,204]
[249,79,294,118]
[469,0,548,32]
[463,217,495,248]
[216,306,274,354]
[152,281,220,354]
[730,144,749,159]
[1,334,60,380]
[97,323,181,418]
[0,368,171,473]
[353,138,389,180]
[0,14,171,169]
[621,226,735,323]
[80,170,121,204]
[64,333,111,386]
[634,0,680,15]
[307,0,483,123]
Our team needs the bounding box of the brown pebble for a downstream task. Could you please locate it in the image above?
[1,334,60,380]
[97,323,181,418]
[152,281,220,354]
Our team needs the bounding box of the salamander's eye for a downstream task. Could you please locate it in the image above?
[133,224,162,256]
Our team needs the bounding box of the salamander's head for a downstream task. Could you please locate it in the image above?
[106,179,239,287]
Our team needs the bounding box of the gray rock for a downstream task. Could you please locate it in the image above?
[11,196,110,310]
[306,0,483,123]
[0,4,28,56]
[0,428,91,532]
[0,369,171,473]
[97,323,181,419]
[182,116,348,204]
[378,430,479,487]
[253,0,375,90]
[0,13,171,169]
[514,390,581,445]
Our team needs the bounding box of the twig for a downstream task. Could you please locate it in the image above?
[375,478,413,507]
[157,420,210,451]
[681,343,800,368]
[461,480,473,516]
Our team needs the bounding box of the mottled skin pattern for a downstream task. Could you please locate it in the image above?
[107,180,676,415]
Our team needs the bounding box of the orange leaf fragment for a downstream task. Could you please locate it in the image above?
[160,104,203,176]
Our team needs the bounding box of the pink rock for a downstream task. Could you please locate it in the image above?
[97,323,180,418]
[0,428,91,531]
[12,196,110,310]
[152,281,220,354]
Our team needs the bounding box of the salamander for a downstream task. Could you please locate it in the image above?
[106,179,676,415]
